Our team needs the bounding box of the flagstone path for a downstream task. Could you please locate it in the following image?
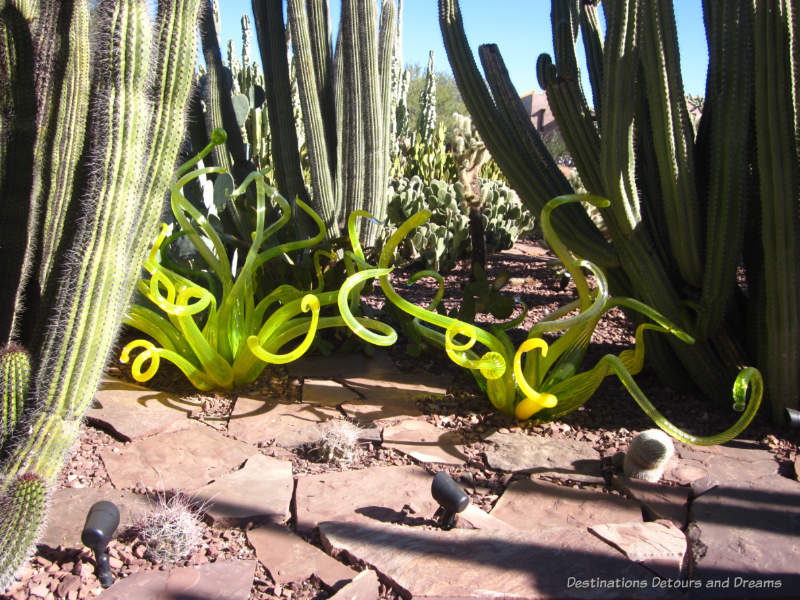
[8,351,800,600]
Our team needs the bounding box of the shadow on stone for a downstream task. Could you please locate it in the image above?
[690,484,800,534]
[354,506,435,528]
[320,519,681,599]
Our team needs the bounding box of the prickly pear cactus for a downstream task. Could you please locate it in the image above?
[386,176,535,271]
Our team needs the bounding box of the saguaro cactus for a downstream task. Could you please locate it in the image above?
[0,0,203,587]
[439,0,793,420]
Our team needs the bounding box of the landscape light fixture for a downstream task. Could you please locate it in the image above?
[786,408,800,428]
[81,500,120,588]
[431,471,469,530]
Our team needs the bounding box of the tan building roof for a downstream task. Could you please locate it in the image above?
[520,89,559,138]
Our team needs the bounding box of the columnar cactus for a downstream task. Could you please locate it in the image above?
[0,473,47,591]
[418,50,437,140]
[0,344,30,449]
[439,0,790,419]
[253,0,399,246]
[0,0,203,587]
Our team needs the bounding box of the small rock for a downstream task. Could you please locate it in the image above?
[328,569,379,600]
[57,575,82,597]
[28,584,49,598]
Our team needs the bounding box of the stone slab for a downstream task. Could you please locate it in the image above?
[688,470,800,597]
[41,488,157,549]
[247,523,357,587]
[664,440,777,487]
[320,519,680,599]
[294,465,439,534]
[589,520,687,580]
[612,475,690,527]
[302,378,361,406]
[342,375,449,397]
[456,503,517,533]
[382,419,466,465]
[340,393,424,425]
[87,378,191,441]
[97,560,255,600]
[287,351,398,379]
[100,423,255,491]
[228,397,340,448]
[192,454,293,526]
[328,569,380,600]
[491,477,642,531]
[483,432,602,480]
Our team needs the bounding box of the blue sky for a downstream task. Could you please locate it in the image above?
[219,1,709,99]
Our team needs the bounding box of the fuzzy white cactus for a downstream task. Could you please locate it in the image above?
[623,429,675,482]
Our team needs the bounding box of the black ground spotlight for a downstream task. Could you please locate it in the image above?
[81,500,120,588]
[431,471,469,529]
[786,408,800,428]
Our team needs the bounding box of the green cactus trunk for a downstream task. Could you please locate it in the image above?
[0,0,202,587]
[255,0,397,246]
[439,0,796,416]
[752,0,800,421]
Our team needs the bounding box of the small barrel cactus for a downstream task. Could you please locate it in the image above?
[623,429,675,482]
[0,473,48,591]
[0,344,31,450]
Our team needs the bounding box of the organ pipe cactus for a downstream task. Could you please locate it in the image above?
[349,197,762,446]
[0,0,203,588]
[252,0,398,246]
[438,0,792,420]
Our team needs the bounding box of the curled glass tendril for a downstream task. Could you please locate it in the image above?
[348,194,762,445]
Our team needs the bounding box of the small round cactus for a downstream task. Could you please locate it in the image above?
[623,429,675,482]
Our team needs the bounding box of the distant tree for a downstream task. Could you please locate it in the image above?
[405,61,467,138]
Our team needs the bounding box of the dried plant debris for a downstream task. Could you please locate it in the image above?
[315,419,363,466]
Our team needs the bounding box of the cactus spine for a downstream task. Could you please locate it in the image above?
[0,473,47,591]
[0,0,203,587]
[438,0,794,415]
[0,345,30,449]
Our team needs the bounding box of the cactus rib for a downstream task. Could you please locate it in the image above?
[637,0,702,286]
[753,0,800,420]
